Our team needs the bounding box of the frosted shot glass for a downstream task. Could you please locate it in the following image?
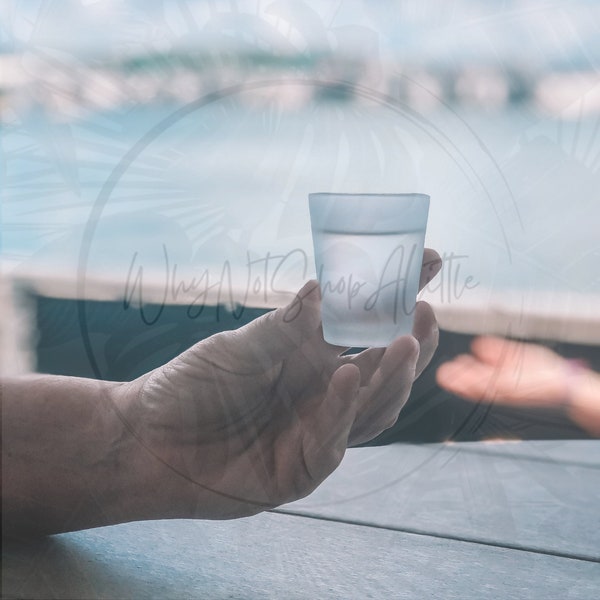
[309,193,430,347]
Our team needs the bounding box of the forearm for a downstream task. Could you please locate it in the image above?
[2,375,151,536]
[565,367,600,437]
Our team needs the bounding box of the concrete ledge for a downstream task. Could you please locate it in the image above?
[7,270,600,345]
[0,277,36,375]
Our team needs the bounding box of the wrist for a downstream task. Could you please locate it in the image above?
[112,375,198,523]
[561,360,600,436]
[108,377,170,523]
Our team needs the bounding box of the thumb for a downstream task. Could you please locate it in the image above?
[230,280,322,367]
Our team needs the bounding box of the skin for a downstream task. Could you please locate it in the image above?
[436,336,600,437]
[2,250,442,537]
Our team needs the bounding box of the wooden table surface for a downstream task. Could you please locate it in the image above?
[3,441,599,599]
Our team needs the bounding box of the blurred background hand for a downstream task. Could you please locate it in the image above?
[436,336,600,437]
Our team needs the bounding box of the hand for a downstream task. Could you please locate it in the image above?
[436,336,571,406]
[121,250,441,520]
[436,336,600,437]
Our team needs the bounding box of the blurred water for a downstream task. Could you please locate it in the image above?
[2,98,599,297]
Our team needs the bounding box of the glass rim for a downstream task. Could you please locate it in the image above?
[309,192,430,200]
